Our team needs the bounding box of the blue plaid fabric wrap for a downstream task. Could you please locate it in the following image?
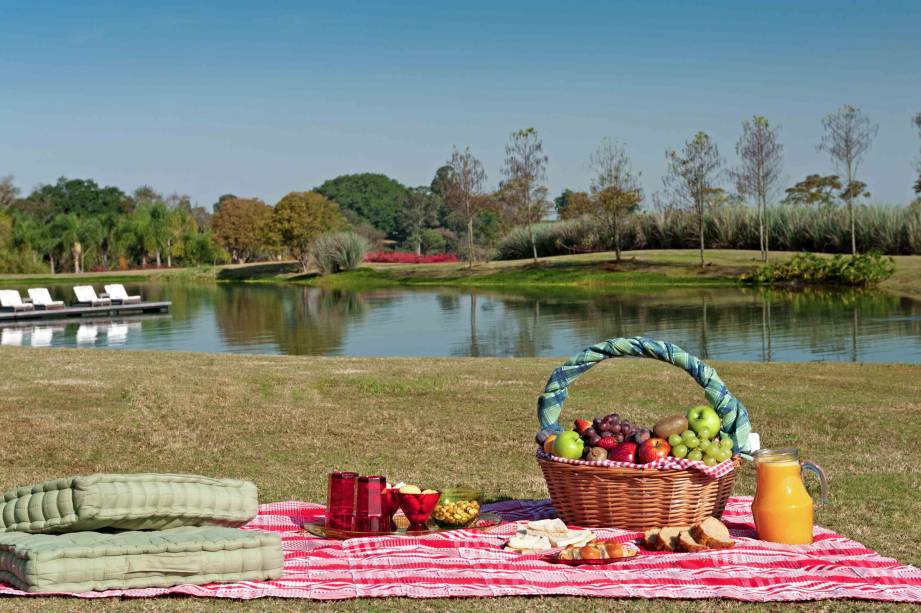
[536,337,753,456]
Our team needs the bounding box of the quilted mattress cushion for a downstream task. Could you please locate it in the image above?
[0,526,283,593]
[0,474,259,534]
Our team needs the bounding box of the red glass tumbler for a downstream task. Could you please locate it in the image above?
[326,471,358,530]
[354,475,387,532]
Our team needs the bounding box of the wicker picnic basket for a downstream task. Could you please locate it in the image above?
[536,337,752,531]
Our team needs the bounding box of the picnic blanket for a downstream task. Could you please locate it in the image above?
[1,496,919,603]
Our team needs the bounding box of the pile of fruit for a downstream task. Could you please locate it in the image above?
[536,404,734,466]
[432,500,480,526]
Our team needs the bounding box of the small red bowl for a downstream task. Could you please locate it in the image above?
[397,491,441,526]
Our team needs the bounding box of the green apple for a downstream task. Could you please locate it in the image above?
[687,405,721,438]
[552,430,585,459]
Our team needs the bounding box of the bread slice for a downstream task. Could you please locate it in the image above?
[678,529,707,553]
[690,516,734,549]
[656,526,685,552]
[526,518,569,537]
[549,529,594,548]
[642,528,661,550]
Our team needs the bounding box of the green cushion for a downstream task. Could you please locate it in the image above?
[0,526,283,593]
[0,474,259,534]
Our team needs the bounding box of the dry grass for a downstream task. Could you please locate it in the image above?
[1,347,919,611]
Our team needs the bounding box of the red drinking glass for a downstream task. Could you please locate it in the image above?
[325,471,358,530]
[354,475,387,532]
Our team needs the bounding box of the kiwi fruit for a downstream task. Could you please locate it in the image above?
[653,414,689,439]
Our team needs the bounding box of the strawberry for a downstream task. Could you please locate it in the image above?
[574,419,592,435]
[596,437,618,451]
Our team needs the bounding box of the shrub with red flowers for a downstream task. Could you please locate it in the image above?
[364,251,458,264]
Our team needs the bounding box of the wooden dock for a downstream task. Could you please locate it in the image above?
[0,301,171,322]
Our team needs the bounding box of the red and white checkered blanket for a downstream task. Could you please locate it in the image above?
[2,497,919,602]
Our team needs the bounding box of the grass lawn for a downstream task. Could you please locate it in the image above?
[1,347,919,611]
[3,249,920,299]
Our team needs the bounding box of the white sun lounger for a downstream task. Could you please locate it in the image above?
[0,290,35,312]
[103,284,142,305]
[27,288,65,310]
[73,286,112,307]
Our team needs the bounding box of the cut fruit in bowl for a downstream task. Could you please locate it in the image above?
[397,486,441,528]
[432,488,483,527]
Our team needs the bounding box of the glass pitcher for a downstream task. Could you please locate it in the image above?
[752,448,828,545]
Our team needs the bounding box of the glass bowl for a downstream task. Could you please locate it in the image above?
[432,488,483,528]
[397,490,441,528]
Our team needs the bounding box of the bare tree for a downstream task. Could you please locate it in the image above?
[502,128,549,263]
[568,138,643,261]
[663,132,722,267]
[818,105,878,254]
[913,112,921,195]
[444,146,488,268]
[0,175,19,208]
[731,117,783,262]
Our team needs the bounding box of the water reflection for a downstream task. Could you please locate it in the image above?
[1,283,918,362]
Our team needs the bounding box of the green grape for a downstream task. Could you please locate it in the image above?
[720,437,734,449]
[703,456,718,467]
[717,448,733,462]
[685,437,700,449]
[696,426,713,440]
[687,449,703,461]
[681,430,696,443]
[671,444,688,459]
[668,434,683,447]
[706,441,720,455]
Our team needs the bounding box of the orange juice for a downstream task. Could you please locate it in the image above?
[752,449,826,545]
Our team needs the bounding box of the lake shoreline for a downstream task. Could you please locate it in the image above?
[2,249,920,299]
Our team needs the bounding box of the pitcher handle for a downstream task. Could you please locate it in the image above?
[801,460,828,505]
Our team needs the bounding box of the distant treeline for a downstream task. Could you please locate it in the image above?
[2,106,920,273]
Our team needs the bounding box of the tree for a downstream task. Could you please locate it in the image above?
[0,176,19,208]
[211,197,273,263]
[502,128,549,262]
[165,206,197,267]
[782,174,843,206]
[401,187,440,255]
[913,112,921,195]
[443,147,488,267]
[818,105,878,254]
[586,138,643,261]
[315,173,409,239]
[28,177,131,219]
[48,213,81,273]
[553,189,575,218]
[272,191,348,272]
[731,116,783,262]
[663,132,722,267]
[77,216,104,271]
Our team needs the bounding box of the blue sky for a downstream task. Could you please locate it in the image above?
[1,0,919,207]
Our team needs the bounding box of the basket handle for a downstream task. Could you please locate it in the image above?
[537,337,753,456]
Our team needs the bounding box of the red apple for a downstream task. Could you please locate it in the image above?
[608,441,637,463]
[637,437,671,464]
[574,419,592,435]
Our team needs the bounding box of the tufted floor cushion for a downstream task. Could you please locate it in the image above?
[0,474,259,534]
[0,526,283,593]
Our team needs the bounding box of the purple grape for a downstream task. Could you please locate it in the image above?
[600,430,613,438]
[593,417,605,431]
[614,433,624,443]
[605,413,620,423]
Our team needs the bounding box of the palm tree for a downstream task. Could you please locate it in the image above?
[50,213,81,273]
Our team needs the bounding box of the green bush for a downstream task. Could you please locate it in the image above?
[309,231,369,275]
[0,249,48,274]
[495,218,596,260]
[740,252,896,286]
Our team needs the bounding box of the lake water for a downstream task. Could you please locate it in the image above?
[2,283,920,362]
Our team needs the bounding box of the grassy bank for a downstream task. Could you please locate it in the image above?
[3,250,920,298]
[1,347,919,611]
